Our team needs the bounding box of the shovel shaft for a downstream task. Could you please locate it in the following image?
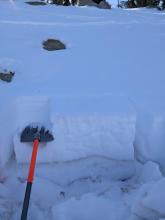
[21,182,32,220]
[21,139,39,220]
[27,139,39,183]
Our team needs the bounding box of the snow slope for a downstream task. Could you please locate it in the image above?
[0,1,165,219]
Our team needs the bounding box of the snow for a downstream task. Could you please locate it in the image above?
[135,112,165,173]
[16,157,135,185]
[14,95,135,163]
[52,181,137,220]
[0,0,165,219]
[130,178,165,220]
[52,194,118,220]
[136,161,162,184]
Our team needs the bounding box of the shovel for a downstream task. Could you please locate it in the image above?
[20,126,54,220]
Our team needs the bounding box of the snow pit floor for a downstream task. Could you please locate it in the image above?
[0,171,140,220]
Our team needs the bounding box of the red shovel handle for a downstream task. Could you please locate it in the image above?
[21,139,39,220]
[27,139,39,183]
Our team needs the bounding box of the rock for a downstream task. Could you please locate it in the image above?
[42,39,66,51]
[0,71,15,83]
[78,0,98,6]
[46,0,62,4]
[46,0,111,8]
[78,0,111,9]
[26,1,47,5]
[98,0,111,9]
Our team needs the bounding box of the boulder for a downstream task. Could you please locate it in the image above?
[42,39,66,51]
[0,71,15,83]
[26,1,47,5]
[78,0,111,8]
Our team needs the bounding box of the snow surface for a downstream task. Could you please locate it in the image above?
[0,0,165,219]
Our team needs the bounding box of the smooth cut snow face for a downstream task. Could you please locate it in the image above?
[14,95,135,163]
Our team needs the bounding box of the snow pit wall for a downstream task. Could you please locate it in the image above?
[14,95,136,163]
[13,95,136,182]
[0,94,136,183]
[17,157,135,185]
[16,96,52,131]
[0,96,52,164]
[0,97,17,164]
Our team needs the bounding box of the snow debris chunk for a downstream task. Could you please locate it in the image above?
[135,113,165,174]
[137,161,162,184]
[130,178,165,220]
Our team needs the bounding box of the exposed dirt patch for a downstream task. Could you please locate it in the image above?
[42,39,66,51]
[25,1,47,5]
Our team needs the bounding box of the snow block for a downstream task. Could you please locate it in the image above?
[137,161,162,184]
[14,95,136,182]
[14,95,136,163]
[16,96,51,129]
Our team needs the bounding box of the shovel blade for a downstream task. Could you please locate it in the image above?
[20,126,54,142]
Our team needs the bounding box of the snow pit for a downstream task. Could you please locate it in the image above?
[14,95,136,163]
[14,95,136,182]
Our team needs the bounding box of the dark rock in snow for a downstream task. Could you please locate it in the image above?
[78,0,111,9]
[98,1,111,8]
[0,71,15,83]
[46,0,111,9]
[42,39,66,51]
[26,1,47,5]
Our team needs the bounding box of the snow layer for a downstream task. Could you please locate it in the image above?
[14,95,135,163]
[16,157,135,185]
